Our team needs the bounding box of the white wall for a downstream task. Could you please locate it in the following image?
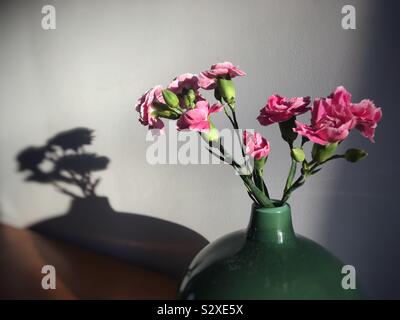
[2,0,398,298]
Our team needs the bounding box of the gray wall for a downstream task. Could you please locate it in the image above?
[0,0,399,298]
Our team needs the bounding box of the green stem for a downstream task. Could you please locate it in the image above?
[224,105,255,174]
[201,133,273,207]
[229,107,247,159]
[230,106,272,203]
[280,174,306,205]
[201,135,240,168]
[319,154,345,166]
[223,106,235,128]
[208,104,274,207]
[230,106,272,199]
[280,154,346,204]
[282,141,297,200]
[284,159,297,194]
[241,175,274,208]
[230,107,240,130]
[260,174,270,198]
[253,168,265,194]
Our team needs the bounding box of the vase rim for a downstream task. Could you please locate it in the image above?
[252,201,290,213]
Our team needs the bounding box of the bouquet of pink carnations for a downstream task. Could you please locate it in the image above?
[135,62,382,207]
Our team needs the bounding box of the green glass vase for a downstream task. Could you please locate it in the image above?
[178,203,362,299]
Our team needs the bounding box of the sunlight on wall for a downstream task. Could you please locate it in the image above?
[0,0,374,243]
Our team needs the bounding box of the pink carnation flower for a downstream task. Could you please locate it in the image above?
[199,61,246,90]
[294,87,355,145]
[295,86,383,145]
[257,95,311,125]
[135,85,165,133]
[243,130,271,160]
[167,73,206,108]
[350,99,382,142]
[167,73,200,94]
[176,100,223,132]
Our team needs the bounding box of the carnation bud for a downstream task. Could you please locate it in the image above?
[154,109,180,120]
[291,148,305,163]
[162,89,179,109]
[312,142,338,163]
[344,149,368,163]
[217,78,236,107]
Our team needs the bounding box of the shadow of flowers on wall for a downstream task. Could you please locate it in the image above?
[17,127,109,198]
[16,128,208,278]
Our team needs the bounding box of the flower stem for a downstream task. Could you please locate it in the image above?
[230,106,240,130]
[228,107,246,159]
[201,133,273,207]
[241,174,274,207]
[284,159,297,194]
[282,142,297,201]
[223,106,235,128]
[280,154,346,204]
[253,168,265,194]
[280,174,306,204]
[231,107,272,201]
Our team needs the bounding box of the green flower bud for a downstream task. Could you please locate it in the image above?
[151,100,168,111]
[154,109,180,120]
[162,89,179,109]
[279,117,298,144]
[217,78,236,107]
[291,148,305,163]
[344,149,368,163]
[312,142,338,163]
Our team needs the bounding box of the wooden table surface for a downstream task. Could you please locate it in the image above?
[0,224,178,299]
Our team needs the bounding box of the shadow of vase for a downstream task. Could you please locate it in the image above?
[29,196,209,279]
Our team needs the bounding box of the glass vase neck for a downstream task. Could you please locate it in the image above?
[247,202,296,244]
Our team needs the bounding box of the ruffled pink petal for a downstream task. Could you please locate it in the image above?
[176,101,211,132]
[257,95,311,126]
[330,86,352,106]
[198,72,216,90]
[209,103,224,114]
[168,73,200,94]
